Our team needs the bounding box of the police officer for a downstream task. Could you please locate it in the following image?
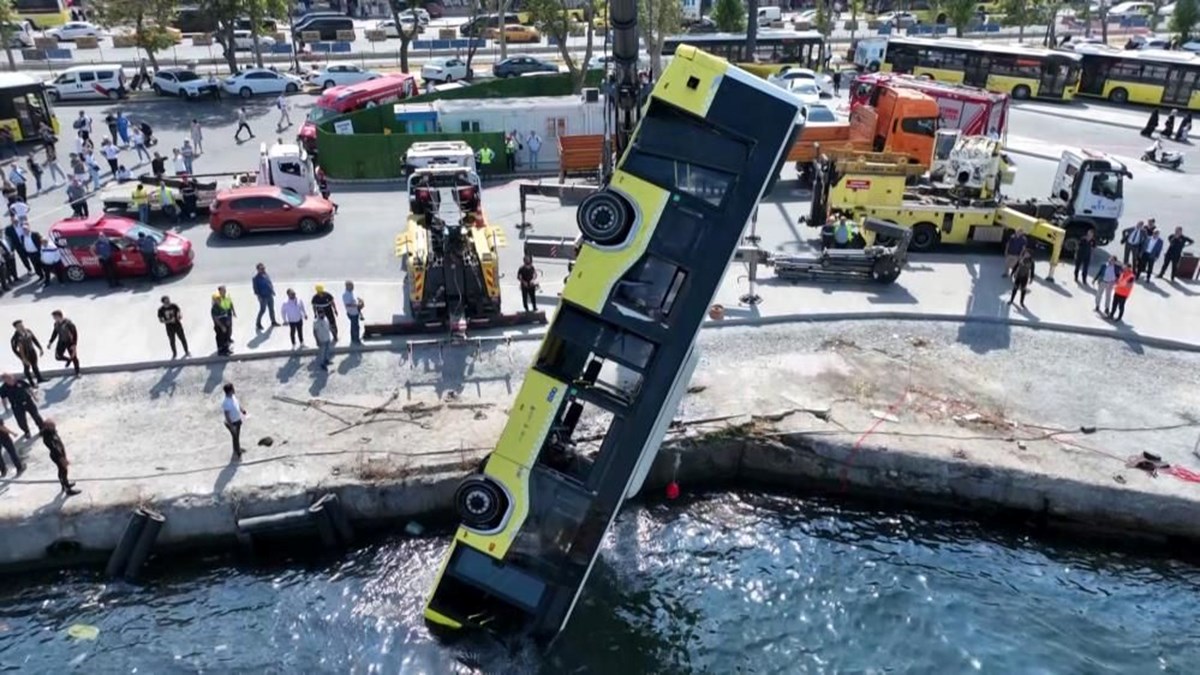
[476,145,495,173]
[179,176,198,219]
[0,418,23,477]
[42,419,81,496]
[132,183,150,223]
[48,310,80,377]
[0,371,44,438]
[518,256,538,312]
[10,320,45,385]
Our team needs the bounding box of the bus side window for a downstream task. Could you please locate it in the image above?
[613,255,687,322]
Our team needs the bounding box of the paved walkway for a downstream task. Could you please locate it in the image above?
[1,248,1197,375]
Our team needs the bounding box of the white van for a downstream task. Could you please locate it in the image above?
[46,64,127,101]
[757,6,782,26]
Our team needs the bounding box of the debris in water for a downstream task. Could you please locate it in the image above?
[66,624,99,641]
[405,522,425,536]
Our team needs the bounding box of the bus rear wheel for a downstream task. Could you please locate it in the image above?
[1108,87,1129,104]
[577,190,633,246]
[454,476,508,531]
[1012,85,1032,100]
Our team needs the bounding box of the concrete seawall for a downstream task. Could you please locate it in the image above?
[3,320,1199,573]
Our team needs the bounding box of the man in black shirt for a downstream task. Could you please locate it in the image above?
[150,151,166,180]
[47,310,80,376]
[517,256,538,313]
[311,284,338,342]
[0,372,44,438]
[42,419,80,496]
[158,295,190,359]
[10,320,46,385]
[1160,226,1195,281]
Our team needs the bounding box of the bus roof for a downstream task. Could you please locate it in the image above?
[888,36,1082,61]
[315,73,415,109]
[1069,44,1200,65]
[0,72,47,89]
[664,30,824,43]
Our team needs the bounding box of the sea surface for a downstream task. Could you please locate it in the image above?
[2,491,1198,674]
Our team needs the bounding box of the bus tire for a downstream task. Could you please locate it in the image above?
[1108,87,1129,104]
[454,476,508,531]
[910,222,938,251]
[868,61,880,73]
[1012,84,1032,100]
[577,190,632,245]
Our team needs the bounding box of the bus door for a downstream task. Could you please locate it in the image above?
[1079,57,1110,96]
[963,53,990,88]
[1161,66,1200,107]
[1039,60,1072,99]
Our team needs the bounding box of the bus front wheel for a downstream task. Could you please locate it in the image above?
[577,190,633,246]
[1012,85,1032,100]
[1108,87,1129,104]
[454,476,509,532]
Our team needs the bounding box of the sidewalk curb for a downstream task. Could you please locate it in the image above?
[30,310,1199,379]
[1019,105,1198,142]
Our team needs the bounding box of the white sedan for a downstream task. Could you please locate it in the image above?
[768,66,832,94]
[223,68,304,98]
[376,17,420,38]
[420,57,471,83]
[46,21,102,41]
[306,64,381,89]
[232,30,277,51]
[586,54,650,71]
[152,69,218,98]
[786,79,823,105]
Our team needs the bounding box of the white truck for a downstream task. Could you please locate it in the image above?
[401,140,478,176]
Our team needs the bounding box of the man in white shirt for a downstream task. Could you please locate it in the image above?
[276,94,291,131]
[221,382,246,459]
[342,280,364,345]
[39,239,63,286]
[101,140,120,174]
[131,128,151,163]
[171,148,187,176]
[235,107,254,142]
[9,199,29,222]
[527,131,542,169]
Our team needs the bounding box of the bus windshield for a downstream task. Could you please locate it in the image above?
[307,105,340,123]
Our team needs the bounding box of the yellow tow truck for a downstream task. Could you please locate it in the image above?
[805,131,1065,278]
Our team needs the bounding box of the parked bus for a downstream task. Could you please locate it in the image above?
[882,37,1082,101]
[1072,45,1200,109]
[850,72,1010,139]
[297,74,417,152]
[661,30,826,79]
[0,73,58,142]
[14,0,71,28]
[423,45,804,641]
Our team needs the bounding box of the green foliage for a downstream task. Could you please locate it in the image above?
[813,0,835,35]
[1171,0,1200,41]
[942,0,979,36]
[93,0,180,66]
[0,0,17,71]
[711,0,745,33]
[522,0,595,92]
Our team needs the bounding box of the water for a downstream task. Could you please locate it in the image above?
[2,492,1199,674]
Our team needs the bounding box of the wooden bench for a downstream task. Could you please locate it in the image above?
[558,134,603,182]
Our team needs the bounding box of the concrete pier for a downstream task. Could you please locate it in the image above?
[3,320,1199,572]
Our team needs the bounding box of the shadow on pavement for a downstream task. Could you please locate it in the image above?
[42,377,75,405]
[276,353,302,383]
[213,457,239,496]
[203,227,334,249]
[150,365,183,399]
[337,351,363,376]
[204,360,228,394]
[1169,279,1199,296]
[1109,318,1147,356]
[307,361,329,396]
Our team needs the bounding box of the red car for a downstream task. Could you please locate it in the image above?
[50,214,194,281]
[209,186,335,239]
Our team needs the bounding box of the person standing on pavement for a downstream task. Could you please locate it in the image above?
[132,183,149,223]
[10,320,45,385]
[221,383,246,459]
[116,111,130,146]
[1160,227,1194,281]
[1003,230,1027,278]
[9,195,29,223]
[1162,109,1177,138]
[518,256,538,312]
[101,139,120,175]
[1175,112,1193,141]
[104,112,118,145]
[157,179,179,224]
[1008,250,1035,308]
[5,221,30,275]
[181,140,196,175]
[1073,229,1095,285]
[832,69,842,95]
[1139,228,1164,282]
[93,235,119,287]
[0,372,44,438]
[171,148,186,176]
[131,126,151,164]
[74,110,92,142]
[44,144,66,186]
[234,107,255,142]
[252,263,280,332]
[8,163,28,202]
[137,232,157,277]
[67,177,89,216]
[41,419,80,496]
[0,236,16,288]
[150,151,166,180]
[1121,221,1146,266]
[527,131,542,170]
[179,176,198,219]
[1109,264,1136,322]
[311,284,338,343]
[1141,109,1160,137]
[218,285,237,339]
[38,237,64,286]
[25,155,43,194]
[342,280,364,345]
[276,94,292,130]
[23,228,44,282]
[1092,256,1121,315]
[313,314,334,370]
[47,310,80,376]
[0,419,23,477]
[211,293,233,356]
[158,295,190,359]
[281,288,307,348]
[84,150,102,191]
[190,119,203,154]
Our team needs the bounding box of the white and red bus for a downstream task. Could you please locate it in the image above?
[850,72,1010,140]
[298,73,418,152]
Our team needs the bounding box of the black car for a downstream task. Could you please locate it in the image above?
[685,17,718,34]
[173,6,217,33]
[293,16,355,42]
[493,56,559,78]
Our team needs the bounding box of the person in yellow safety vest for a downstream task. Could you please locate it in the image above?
[131,183,150,223]
[833,215,856,248]
[504,135,517,172]
[158,181,179,223]
[477,146,495,170]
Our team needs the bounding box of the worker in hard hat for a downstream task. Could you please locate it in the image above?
[311,283,339,343]
[833,213,857,249]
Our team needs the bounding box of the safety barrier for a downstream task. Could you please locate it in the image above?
[22,47,73,62]
[270,42,295,54]
[104,507,166,581]
[235,493,354,553]
[410,38,486,50]
[311,41,353,54]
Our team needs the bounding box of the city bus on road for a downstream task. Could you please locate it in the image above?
[423,45,804,642]
[0,73,58,142]
[297,74,417,152]
[661,30,826,79]
[882,37,1082,101]
[14,0,71,28]
[1072,45,1200,110]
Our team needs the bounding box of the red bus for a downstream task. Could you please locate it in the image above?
[850,72,1010,139]
[298,74,418,151]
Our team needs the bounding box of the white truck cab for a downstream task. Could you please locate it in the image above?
[1053,149,1127,224]
[402,140,478,175]
[252,142,316,195]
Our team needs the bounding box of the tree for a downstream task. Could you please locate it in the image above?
[1000,0,1034,42]
[92,0,180,71]
[639,0,682,77]
[463,0,485,83]
[0,0,19,72]
[525,0,596,94]
[943,0,978,36]
[745,0,758,61]
[389,0,423,73]
[847,0,864,43]
[1171,0,1200,41]
[711,0,744,32]
[200,0,242,73]
[243,0,288,69]
[497,0,511,59]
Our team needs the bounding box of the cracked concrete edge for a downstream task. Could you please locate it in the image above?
[28,310,1198,380]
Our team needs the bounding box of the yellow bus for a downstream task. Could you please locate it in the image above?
[423,45,804,641]
[0,73,58,142]
[1075,46,1200,109]
[662,30,826,79]
[14,0,72,28]
[882,37,1082,101]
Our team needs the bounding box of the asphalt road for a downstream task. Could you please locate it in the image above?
[10,89,1197,302]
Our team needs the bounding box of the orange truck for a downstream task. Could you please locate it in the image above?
[789,86,941,180]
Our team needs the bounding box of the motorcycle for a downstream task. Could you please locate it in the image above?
[1142,142,1184,170]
